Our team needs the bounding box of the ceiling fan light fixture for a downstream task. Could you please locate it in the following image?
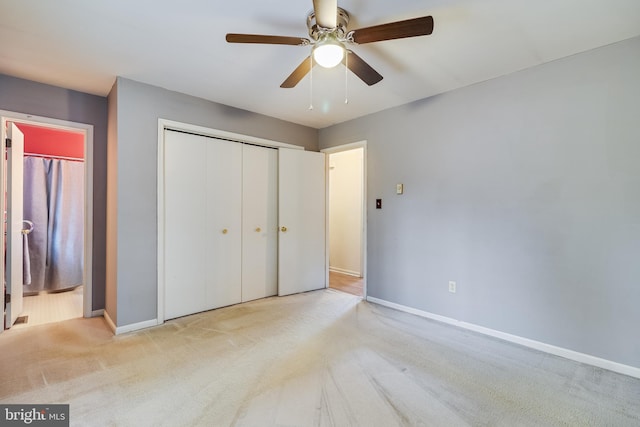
[313,37,344,68]
[227,5,433,88]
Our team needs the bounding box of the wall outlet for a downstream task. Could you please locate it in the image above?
[448,281,456,293]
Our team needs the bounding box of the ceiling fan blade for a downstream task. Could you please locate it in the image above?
[313,0,337,28]
[281,56,314,88]
[350,16,434,44]
[344,50,383,86]
[226,33,310,46]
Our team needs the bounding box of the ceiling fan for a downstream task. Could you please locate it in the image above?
[226,0,434,88]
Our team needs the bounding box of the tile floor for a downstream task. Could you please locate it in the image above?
[11,286,83,329]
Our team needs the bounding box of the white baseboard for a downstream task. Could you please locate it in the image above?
[329,267,361,277]
[91,309,104,317]
[366,296,640,379]
[103,311,159,335]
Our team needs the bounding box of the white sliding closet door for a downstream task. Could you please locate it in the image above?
[278,148,326,296]
[164,131,242,320]
[242,145,278,302]
[162,127,327,320]
[164,131,208,319]
[206,138,243,309]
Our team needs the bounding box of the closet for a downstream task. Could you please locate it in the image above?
[163,130,279,320]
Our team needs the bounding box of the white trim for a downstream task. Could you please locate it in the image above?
[157,124,166,324]
[0,110,94,320]
[321,141,367,298]
[103,310,158,335]
[91,309,104,317]
[329,267,361,277]
[157,119,303,325]
[158,119,304,150]
[367,297,640,379]
[321,141,367,154]
[114,319,159,335]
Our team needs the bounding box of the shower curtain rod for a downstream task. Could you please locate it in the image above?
[24,152,84,162]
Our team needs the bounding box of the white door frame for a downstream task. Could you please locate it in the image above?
[321,141,368,298]
[156,119,303,324]
[0,110,94,321]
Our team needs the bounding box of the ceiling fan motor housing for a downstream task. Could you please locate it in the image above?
[307,7,350,41]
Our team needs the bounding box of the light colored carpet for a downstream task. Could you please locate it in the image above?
[1,289,639,426]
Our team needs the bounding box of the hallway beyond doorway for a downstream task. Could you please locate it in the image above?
[329,271,363,297]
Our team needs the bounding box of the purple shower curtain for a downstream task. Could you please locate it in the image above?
[23,156,84,293]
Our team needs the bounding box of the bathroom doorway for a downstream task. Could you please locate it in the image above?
[1,112,93,331]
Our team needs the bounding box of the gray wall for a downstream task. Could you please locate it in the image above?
[107,77,318,327]
[0,74,108,311]
[319,37,640,368]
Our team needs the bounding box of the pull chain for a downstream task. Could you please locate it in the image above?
[344,50,349,104]
[309,55,314,110]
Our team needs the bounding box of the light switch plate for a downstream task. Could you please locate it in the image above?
[396,183,404,195]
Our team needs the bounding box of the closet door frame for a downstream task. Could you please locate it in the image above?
[157,119,304,324]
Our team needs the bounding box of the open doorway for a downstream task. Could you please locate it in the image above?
[1,112,93,331]
[324,142,366,297]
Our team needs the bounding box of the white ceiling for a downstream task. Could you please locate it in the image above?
[1,0,639,129]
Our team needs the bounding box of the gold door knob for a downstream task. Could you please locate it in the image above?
[280,226,287,232]
[222,228,228,234]
[255,227,261,233]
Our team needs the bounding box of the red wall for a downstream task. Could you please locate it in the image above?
[14,123,84,159]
